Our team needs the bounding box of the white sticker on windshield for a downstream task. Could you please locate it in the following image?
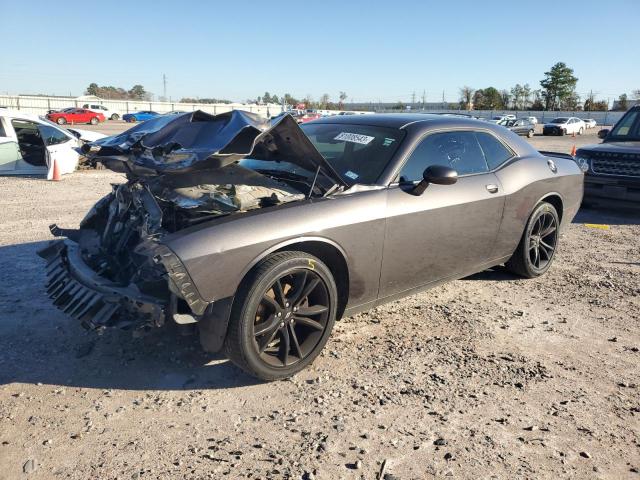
[334,132,375,145]
[344,170,359,180]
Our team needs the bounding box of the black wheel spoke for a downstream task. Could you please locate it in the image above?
[278,327,290,366]
[258,327,279,353]
[294,277,320,308]
[540,239,555,252]
[261,294,280,312]
[272,279,286,307]
[287,271,308,305]
[531,246,539,267]
[294,315,324,331]
[296,304,328,316]
[289,323,303,358]
[540,224,556,238]
[254,314,278,337]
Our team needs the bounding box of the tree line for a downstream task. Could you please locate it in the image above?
[253,91,349,110]
[85,83,152,101]
[459,62,639,112]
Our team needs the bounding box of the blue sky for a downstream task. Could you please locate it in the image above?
[2,0,638,103]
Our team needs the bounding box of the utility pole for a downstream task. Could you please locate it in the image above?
[411,91,416,107]
[422,89,426,110]
[442,90,445,109]
[162,74,167,102]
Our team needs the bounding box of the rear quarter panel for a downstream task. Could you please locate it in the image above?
[492,155,583,258]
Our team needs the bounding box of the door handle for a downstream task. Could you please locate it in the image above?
[485,184,499,193]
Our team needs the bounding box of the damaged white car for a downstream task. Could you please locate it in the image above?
[0,110,106,177]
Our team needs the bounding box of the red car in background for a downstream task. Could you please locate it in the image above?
[299,109,322,123]
[46,108,105,125]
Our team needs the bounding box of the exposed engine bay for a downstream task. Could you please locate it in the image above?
[38,110,343,332]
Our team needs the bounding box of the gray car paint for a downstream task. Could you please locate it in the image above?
[161,115,583,324]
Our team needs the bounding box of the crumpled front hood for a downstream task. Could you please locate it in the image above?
[81,110,346,187]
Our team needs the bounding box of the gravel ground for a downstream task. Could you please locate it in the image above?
[0,161,639,479]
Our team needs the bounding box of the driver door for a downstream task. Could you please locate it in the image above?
[37,124,77,178]
[379,130,505,297]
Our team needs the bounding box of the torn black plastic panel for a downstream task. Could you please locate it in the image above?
[81,110,347,188]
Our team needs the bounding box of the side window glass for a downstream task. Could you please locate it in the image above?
[475,132,513,170]
[0,118,6,137]
[38,125,70,146]
[399,131,489,182]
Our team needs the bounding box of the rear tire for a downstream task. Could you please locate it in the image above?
[578,127,584,135]
[527,129,534,138]
[128,117,136,123]
[224,251,338,381]
[90,117,99,125]
[57,117,66,125]
[506,202,560,278]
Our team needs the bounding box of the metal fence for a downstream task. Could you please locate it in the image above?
[0,95,284,118]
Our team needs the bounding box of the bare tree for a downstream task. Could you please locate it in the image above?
[458,86,474,110]
[339,91,347,110]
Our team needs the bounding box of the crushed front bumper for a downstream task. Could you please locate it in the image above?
[38,240,167,331]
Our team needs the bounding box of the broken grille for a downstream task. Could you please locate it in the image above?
[43,247,121,329]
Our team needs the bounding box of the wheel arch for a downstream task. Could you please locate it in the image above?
[538,192,564,223]
[240,237,350,320]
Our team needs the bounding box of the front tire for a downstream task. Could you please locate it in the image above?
[527,129,534,138]
[56,117,66,125]
[127,117,136,123]
[90,117,99,125]
[224,251,338,380]
[506,202,560,278]
[578,127,584,135]
[110,113,119,120]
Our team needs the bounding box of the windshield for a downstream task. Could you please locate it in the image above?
[608,110,640,140]
[551,118,569,124]
[300,123,405,184]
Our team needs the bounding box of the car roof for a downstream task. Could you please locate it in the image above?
[0,109,45,121]
[310,113,494,130]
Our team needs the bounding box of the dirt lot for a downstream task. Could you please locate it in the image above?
[0,139,639,479]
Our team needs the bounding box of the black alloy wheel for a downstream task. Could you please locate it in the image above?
[527,210,558,272]
[252,268,330,368]
[506,202,560,278]
[224,251,337,380]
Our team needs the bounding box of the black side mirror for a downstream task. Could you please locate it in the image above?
[597,129,610,139]
[413,165,458,195]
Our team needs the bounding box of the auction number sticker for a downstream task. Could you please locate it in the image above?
[334,132,375,145]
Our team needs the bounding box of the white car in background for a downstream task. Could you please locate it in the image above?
[583,118,597,129]
[82,103,121,120]
[524,116,538,125]
[0,110,106,178]
[490,114,517,124]
[542,117,586,136]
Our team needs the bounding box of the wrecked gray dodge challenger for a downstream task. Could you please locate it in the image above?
[38,111,583,380]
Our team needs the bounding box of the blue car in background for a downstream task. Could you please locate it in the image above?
[122,111,159,123]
